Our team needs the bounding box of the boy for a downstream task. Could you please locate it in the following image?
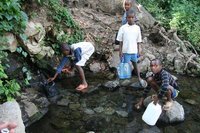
[116,9,143,83]
[135,59,179,110]
[48,42,95,91]
[115,0,141,45]
[122,0,141,25]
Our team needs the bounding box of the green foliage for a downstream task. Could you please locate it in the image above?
[47,0,83,44]
[0,64,21,103]
[138,0,200,52]
[0,0,28,34]
[170,1,200,50]
[16,47,28,58]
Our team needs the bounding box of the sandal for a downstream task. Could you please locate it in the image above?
[163,101,173,111]
[76,84,88,91]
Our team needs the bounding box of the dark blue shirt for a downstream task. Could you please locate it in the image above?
[56,47,82,74]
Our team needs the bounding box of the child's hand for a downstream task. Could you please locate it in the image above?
[48,77,55,82]
[152,94,159,105]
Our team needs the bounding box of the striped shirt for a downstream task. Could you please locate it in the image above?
[143,69,178,99]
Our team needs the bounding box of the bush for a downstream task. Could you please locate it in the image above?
[0,64,21,103]
[0,0,28,35]
[138,0,200,52]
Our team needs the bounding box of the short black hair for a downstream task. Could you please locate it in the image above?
[60,43,70,51]
[150,59,162,66]
[126,9,135,17]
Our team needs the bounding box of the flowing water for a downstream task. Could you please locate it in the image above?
[26,72,200,133]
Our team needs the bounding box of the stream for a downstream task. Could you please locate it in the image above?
[26,72,200,133]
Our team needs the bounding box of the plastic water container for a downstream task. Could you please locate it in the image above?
[117,62,131,79]
[142,101,162,126]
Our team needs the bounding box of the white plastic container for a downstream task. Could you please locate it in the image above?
[142,101,162,126]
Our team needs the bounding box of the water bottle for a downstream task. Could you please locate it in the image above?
[142,101,162,126]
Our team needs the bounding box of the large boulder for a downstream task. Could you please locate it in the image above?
[0,100,25,133]
[23,21,54,59]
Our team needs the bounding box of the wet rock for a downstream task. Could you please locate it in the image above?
[103,80,120,91]
[57,98,70,106]
[160,101,185,123]
[50,118,70,128]
[143,97,185,123]
[23,101,39,118]
[69,103,81,110]
[84,108,95,115]
[120,79,132,86]
[104,107,115,115]
[94,106,104,113]
[116,110,128,118]
[163,126,178,133]
[184,99,197,105]
[138,126,161,133]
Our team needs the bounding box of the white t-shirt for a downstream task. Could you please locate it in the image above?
[70,42,95,66]
[116,24,142,54]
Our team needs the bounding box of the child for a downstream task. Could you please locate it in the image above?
[116,9,144,84]
[135,59,179,110]
[122,0,141,25]
[48,42,95,91]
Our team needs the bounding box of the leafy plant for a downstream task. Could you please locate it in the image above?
[138,0,200,52]
[16,47,28,58]
[0,0,28,35]
[46,0,83,44]
[0,64,20,103]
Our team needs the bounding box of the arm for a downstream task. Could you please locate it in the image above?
[158,71,169,99]
[48,57,69,82]
[119,41,123,59]
[116,26,123,59]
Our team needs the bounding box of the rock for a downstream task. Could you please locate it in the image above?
[138,126,161,133]
[84,108,95,115]
[69,103,81,110]
[116,110,128,117]
[104,107,115,115]
[57,98,70,106]
[143,97,185,123]
[94,106,104,113]
[0,100,25,133]
[23,101,39,118]
[1,33,18,52]
[89,61,106,73]
[160,101,185,123]
[139,57,150,72]
[103,80,120,91]
[184,99,197,105]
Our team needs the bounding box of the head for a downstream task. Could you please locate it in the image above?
[124,0,132,11]
[60,43,71,56]
[150,59,162,74]
[126,9,135,25]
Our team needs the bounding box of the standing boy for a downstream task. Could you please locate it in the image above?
[135,59,179,110]
[116,9,143,83]
[48,42,95,91]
